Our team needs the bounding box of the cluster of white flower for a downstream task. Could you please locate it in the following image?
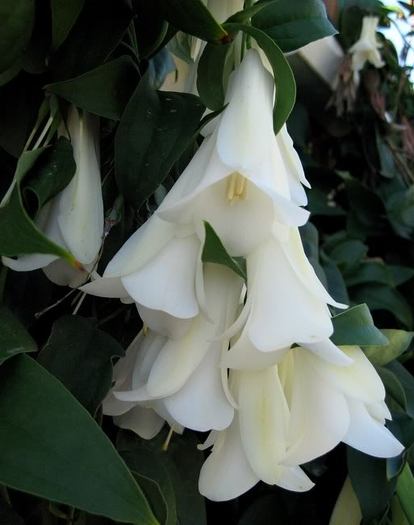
[82,49,402,500]
[3,3,400,502]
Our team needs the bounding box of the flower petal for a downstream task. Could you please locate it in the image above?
[164,342,234,431]
[198,418,259,501]
[114,406,165,439]
[121,234,200,319]
[343,399,404,458]
[58,108,103,264]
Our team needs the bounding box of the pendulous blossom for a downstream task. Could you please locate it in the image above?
[102,264,242,433]
[199,345,403,501]
[349,16,384,84]
[3,106,104,287]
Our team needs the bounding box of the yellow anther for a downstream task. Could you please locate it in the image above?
[226,172,247,202]
[227,173,237,201]
[143,324,149,336]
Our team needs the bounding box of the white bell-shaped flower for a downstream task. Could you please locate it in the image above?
[3,106,104,287]
[349,16,384,83]
[103,264,242,433]
[158,49,310,257]
[199,345,403,501]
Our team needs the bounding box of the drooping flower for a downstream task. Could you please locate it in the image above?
[2,106,104,287]
[349,16,384,84]
[199,345,403,501]
[103,264,242,434]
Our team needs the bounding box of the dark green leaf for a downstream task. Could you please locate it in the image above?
[24,137,76,212]
[378,366,408,414]
[0,0,34,73]
[345,261,394,287]
[38,316,125,415]
[50,0,133,80]
[376,131,397,178]
[118,430,207,525]
[252,0,337,52]
[122,447,177,525]
[47,57,138,120]
[227,0,279,24]
[396,464,414,525]
[331,303,389,346]
[155,0,228,42]
[364,330,414,366]
[351,284,413,328]
[202,221,246,281]
[383,186,414,240]
[0,355,158,524]
[386,361,414,419]
[0,306,36,363]
[328,239,368,272]
[197,42,234,110]
[347,447,396,521]
[390,265,414,287]
[0,150,75,263]
[115,72,205,208]
[50,0,85,51]
[322,256,350,306]
[224,23,296,133]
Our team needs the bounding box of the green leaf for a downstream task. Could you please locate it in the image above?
[397,464,414,525]
[47,57,139,120]
[50,0,85,51]
[115,72,205,208]
[0,355,158,525]
[0,150,76,263]
[345,261,394,287]
[23,137,76,212]
[38,316,125,415]
[117,429,207,525]
[0,0,35,73]
[328,239,368,272]
[155,0,228,42]
[202,221,246,281]
[331,304,389,346]
[322,257,350,306]
[121,447,177,525]
[224,23,296,134]
[347,447,396,521]
[351,284,413,329]
[252,0,337,52]
[197,42,234,111]
[0,306,36,364]
[364,330,414,366]
[50,0,133,80]
[386,361,414,419]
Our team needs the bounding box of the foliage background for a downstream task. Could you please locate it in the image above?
[1,0,414,524]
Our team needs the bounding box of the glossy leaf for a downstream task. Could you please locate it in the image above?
[224,23,296,133]
[397,464,414,525]
[115,72,205,208]
[24,137,76,212]
[0,0,35,73]
[364,329,414,366]
[202,221,246,281]
[47,57,138,120]
[386,361,414,419]
[50,0,133,80]
[155,0,228,42]
[38,316,125,415]
[352,284,413,328]
[197,42,234,111]
[347,447,396,521]
[252,0,337,52]
[0,306,36,364]
[0,355,158,524]
[0,149,75,263]
[118,430,207,525]
[50,0,85,51]
[331,303,389,346]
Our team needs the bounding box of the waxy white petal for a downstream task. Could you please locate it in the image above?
[58,107,103,264]
[344,399,404,457]
[121,234,200,319]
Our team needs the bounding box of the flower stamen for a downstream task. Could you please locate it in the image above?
[227,172,247,202]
